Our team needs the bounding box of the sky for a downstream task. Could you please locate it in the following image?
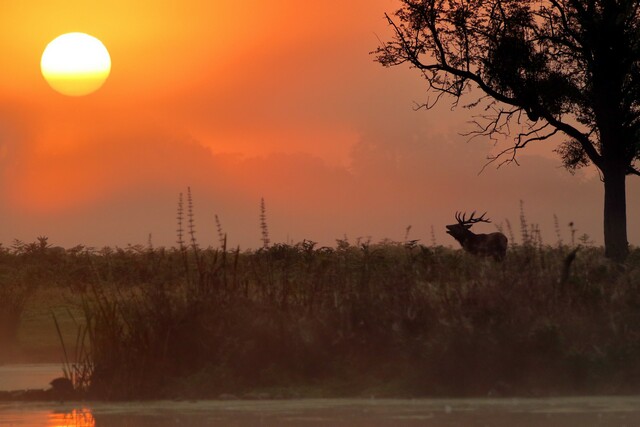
[0,0,638,250]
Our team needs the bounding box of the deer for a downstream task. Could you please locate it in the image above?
[445,211,508,260]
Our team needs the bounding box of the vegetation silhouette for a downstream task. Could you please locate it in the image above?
[3,205,640,399]
[375,0,640,261]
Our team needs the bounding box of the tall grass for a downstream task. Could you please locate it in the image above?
[2,208,640,399]
[72,237,640,399]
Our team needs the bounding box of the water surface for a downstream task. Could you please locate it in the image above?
[2,397,640,427]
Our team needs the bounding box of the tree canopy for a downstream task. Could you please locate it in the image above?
[376,0,640,260]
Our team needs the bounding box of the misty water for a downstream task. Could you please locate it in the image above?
[4,398,640,426]
[2,365,640,426]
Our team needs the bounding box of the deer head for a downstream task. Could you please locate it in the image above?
[446,211,508,260]
[446,211,490,239]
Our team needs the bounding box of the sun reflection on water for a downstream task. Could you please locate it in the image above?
[48,408,95,427]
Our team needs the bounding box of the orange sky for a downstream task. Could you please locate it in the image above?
[0,0,638,249]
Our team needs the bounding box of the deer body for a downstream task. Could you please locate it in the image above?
[446,211,508,260]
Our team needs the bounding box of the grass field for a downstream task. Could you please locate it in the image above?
[2,231,640,400]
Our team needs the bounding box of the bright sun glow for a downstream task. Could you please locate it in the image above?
[41,33,111,96]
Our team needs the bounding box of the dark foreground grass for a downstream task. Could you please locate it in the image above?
[2,239,640,399]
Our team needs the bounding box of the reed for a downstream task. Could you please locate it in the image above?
[2,204,640,399]
[53,311,92,393]
[70,239,640,399]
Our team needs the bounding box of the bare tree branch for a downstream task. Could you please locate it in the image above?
[376,0,639,260]
[381,4,605,170]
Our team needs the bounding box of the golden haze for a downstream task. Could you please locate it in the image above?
[0,0,638,248]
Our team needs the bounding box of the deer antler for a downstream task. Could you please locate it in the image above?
[455,211,491,225]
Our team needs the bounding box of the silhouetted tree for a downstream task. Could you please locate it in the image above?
[376,0,640,261]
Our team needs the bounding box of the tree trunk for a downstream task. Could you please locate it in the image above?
[603,166,629,262]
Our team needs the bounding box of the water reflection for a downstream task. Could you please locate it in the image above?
[48,408,95,427]
[3,398,640,427]
[0,407,95,427]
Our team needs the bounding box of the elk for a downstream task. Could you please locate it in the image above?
[445,211,508,260]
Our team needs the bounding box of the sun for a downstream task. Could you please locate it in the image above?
[41,33,111,96]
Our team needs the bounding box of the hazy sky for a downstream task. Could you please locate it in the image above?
[0,0,638,249]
